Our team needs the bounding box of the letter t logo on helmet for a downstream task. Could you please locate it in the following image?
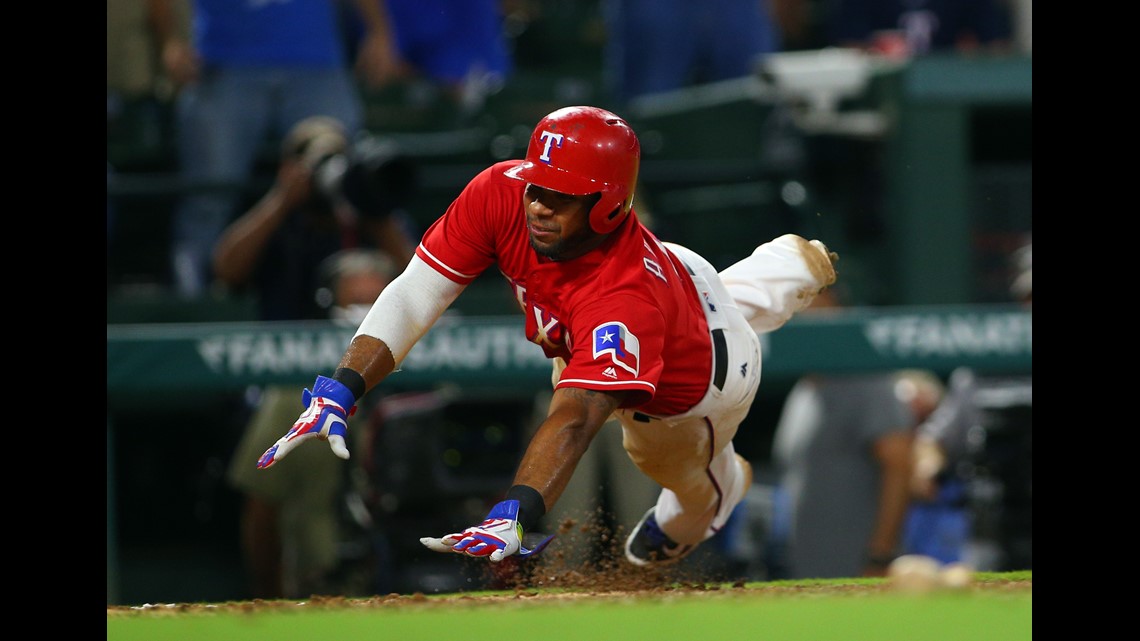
[505,106,641,234]
[537,132,564,162]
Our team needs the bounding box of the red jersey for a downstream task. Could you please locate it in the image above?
[416,161,712,415]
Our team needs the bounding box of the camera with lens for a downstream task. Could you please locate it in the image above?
[310,134,418,218]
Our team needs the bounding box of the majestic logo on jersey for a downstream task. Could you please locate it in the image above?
[592,321,640,376]
[537,131,565,163]
[602,366,618,379]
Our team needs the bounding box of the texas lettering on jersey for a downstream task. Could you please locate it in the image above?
[507,275,569,356]
[525,303,565,352]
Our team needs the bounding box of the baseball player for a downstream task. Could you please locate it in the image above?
[256,105,838,567]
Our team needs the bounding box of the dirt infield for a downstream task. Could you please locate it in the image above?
[108,516,1031,616]
[107,574,1031,617]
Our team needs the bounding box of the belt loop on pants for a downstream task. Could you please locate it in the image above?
[711,328,728,391]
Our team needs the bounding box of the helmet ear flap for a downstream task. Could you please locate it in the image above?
[588,193,630,234]
[588,162,637,234]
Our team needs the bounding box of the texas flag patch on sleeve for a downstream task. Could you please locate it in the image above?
[592,321,640,376]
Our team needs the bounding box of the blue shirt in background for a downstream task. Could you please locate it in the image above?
[192,0,347,66]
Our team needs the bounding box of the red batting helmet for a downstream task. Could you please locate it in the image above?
[504,106,640,234]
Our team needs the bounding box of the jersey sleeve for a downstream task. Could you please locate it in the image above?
[554,296,665,408]
[416,165,512,284]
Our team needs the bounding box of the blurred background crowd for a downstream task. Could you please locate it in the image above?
[107,0,1031,604]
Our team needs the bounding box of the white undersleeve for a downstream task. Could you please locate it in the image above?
[353,255,467,366]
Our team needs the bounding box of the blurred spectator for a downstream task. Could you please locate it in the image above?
[905,240,1031,571]
[150,0,401,297]
[825,0,1014,57]
[600,0,783,107]
[226,247,399,599]
[343,0,513,117]
[107,0,181,134]
[108,0,164,100]
[211,114,417,319]
[108,0,186,263]
[906,368,1031,571]
[770,287,944,579]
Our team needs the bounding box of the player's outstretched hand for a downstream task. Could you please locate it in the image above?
[420,500,555,562]
[256,375,357,469]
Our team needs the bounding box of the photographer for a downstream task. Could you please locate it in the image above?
[213,114,417,599]
[226,248,402,599]
[213,115,417,321]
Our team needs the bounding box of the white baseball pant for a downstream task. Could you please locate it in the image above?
[613,235,831,546]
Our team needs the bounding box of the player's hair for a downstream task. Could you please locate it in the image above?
[504,106,641,234]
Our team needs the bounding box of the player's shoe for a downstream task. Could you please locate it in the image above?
[624,508,694,567]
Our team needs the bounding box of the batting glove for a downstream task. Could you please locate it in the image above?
[420,500,555,562]
[256,375,357,469]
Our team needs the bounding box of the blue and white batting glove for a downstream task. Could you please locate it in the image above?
[420,500,555,562]
[256,375,357,469]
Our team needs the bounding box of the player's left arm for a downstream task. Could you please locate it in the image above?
[514,386,624,508]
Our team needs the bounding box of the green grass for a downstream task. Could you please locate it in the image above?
[108,573,1031,641]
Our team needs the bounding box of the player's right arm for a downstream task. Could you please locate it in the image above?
[256,255,465,469]
[258,167,507,469]
[347,255,466,384]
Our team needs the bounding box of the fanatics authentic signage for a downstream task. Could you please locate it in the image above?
[107,305,1031,396]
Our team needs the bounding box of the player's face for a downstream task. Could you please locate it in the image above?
[524,184,604,260]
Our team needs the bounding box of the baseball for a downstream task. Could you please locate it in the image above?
[887,554,942,593]
[939,562,974,589]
